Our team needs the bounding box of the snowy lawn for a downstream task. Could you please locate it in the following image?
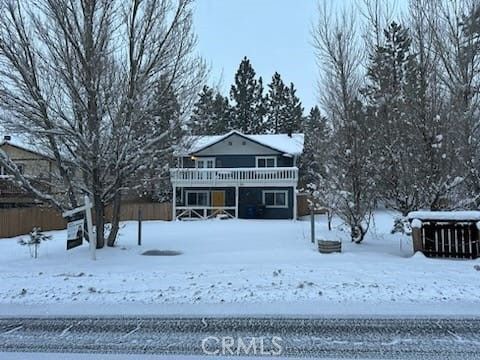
[0,210,479,316]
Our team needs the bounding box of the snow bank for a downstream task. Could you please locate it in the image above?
[407,211,480,221]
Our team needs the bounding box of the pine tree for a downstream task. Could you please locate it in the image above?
[364,22,420,215]
[190,85,215,135]
[265,72,288,133]
[190,85,231,135]
[283,82,304,133]
[365,21,458,215]
[265,73,304,134]
[133,77,183,202]
[299,106,329,189]
[211,92,232,134]
[230,57,266,133]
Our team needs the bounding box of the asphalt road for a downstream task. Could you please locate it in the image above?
[1,317,479,359]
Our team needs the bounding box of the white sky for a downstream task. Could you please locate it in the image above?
[194,0,407,112]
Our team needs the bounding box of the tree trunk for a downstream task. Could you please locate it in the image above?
[351,224,366,244]
[107,192,122,247]
[93,176,105,249]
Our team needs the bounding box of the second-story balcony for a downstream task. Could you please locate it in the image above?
[170,167,298,187]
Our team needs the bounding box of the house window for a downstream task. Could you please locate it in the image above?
[16,163,24,174]
[0,164,24,176]
[262,190,288,208]
[186,191,210,207]
[195,157,215,168]
[256,156,277,168]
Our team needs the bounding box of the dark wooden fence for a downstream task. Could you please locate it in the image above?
[0,202,172,239]
[296,193,310,217]
[412,220,479,259]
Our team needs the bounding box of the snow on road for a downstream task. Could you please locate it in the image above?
[0,210,479,315]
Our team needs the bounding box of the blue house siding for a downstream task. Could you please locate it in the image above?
[177,187,236,207]
[176,186,294,219]
[182,155,294,168]
[238,187,294,219]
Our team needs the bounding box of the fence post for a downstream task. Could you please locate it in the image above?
[138,207,142,246]
[411,221,423,253]
[310,207,315,244]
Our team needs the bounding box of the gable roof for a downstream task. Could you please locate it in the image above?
[0,136,54,160]
[177,130,304,156]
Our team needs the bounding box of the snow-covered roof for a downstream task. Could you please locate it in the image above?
[0,134,53,160]
[177,130,305,156]
[407,211,480,221]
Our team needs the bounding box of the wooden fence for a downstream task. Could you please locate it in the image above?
[296,194,310,217]
[0,202,173,239]
[0,207,67,239]
[2,197,309,238]
[105,202,172,222]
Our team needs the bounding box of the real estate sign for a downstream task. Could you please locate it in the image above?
[66,217,84,250]
[63,195,96,260]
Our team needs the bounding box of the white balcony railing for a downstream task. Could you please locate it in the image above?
[170,167,298,187]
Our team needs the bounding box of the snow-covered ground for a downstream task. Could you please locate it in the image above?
[0,210,479,316]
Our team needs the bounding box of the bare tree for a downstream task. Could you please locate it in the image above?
[421,0,480,208]
[0,0,205,247]
[312,3,376,243]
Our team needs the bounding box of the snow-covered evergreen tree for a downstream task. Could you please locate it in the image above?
[230,57,267,133]
[265,73,304,134]
[18,227,51,259]
[299,106,329,190]
[190,85,231,135]
[283,83,304,133]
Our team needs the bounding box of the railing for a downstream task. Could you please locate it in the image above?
[170,167,298,187]
[175,206,236,220]
[0,179,27,197]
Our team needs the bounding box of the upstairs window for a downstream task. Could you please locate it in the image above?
[256,156,277,168]
[195,157,215,168]
[0,163,24,176]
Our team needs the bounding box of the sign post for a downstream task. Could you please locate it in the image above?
[63,195,96,260]
[84,195,96,260]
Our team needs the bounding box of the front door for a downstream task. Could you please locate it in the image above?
[212,191,225,207]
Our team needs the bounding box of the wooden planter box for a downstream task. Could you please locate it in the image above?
[408,211,480,259]
[318,240,341,254]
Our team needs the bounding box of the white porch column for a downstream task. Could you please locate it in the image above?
[293,186,297,221]
[235,186,239,219]
[172,185,177,221]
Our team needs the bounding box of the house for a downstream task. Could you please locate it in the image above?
[170,130,304,220]
[0,135,56,208]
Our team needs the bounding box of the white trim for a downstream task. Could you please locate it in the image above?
[170,167,298,187]
[195,157,216,168]
[262,190,288,209]
[256,156,277,168]
[235,186,239,219]
[293,186,297,221]
[185,190,210,207]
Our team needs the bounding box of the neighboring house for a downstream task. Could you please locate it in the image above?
[170,130,304,220]
[0,135,56,208]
